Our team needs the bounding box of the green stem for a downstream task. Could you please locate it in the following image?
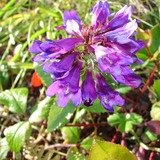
[131,130,160,152]
[0,0,17,18]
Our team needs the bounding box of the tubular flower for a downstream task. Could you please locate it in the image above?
[29,1,144,111]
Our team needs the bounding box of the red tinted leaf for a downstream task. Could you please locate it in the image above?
[146,120,160,135]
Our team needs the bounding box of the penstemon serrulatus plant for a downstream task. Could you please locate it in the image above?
[29,1,144,112]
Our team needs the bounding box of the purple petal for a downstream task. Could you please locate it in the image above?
[29,40,42,53]
[91,1,110,28]
[63,10,82,36]
[82,70,97,106]
[107,20,138,44]
[71,89,82,106]
[57,92,70,107]
[93,45,133,72]
[114,40,144,55]
[43,52,77,78]
[108,6,133,30]
[110,65,142,88]
[62,61,82,93]
[32,54,46,62]
[40,40,62,55]
[40,38,83,58]
[96,74,125,112]
[46,81,61,96]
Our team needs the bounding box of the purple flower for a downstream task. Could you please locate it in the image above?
[46,61,82,107]
[91,1,110,29]
[63,10,82,36]
[82,70,97,106]
[29,1,143,111]
[43,52,77,79]
[96,74,125,112]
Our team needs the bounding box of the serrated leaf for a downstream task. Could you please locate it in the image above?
[107,113,124,126]
[61,127,80,143]
[0,88,28,114]
[35,65,52,86]
[127,113,143,125]
[150,102,160,120]
[4,121,32,152]
[47,104,76,132]
[0,138,10,160]
[81,137,93,150]
[107,113,143,133]
[84,100,106,113]
[29,97,54,123]
[89,139,136,160]
[153,80,160,99]
[67,148,86,160]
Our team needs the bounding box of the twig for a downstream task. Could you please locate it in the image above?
[111,129,119,143]
[121,133,126,146]
[44,143,78,150]
[65,122,107,127]
[149,152,155,160]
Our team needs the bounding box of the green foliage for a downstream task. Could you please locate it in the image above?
[61,127,80,143]
[89,139,136,160]
[150,102,160,120]
[107,112,143,133]
[4,121,32,152]
[35,66,52,86]
[67,148,87,160]
[0,62,10,90]
[153,80,160,99]
[0,88,28,114]
[144,130,157,142]
[29,97,54,123]
[47,103,76,132]
[149,25,160,54]
[0,138,10,160]
[84,100,106,113]
[81,136,93,150]
[116,86,132,94]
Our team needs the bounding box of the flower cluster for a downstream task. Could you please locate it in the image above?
[29,1,144,112]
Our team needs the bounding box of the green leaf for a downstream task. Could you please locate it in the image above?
[89,139,136,160]
[29,97,54,123]
[35,65,52,86]
[67,148,86,160]
[153,80,160,99]
[150,102,160,120]
[4,121,32,152]
[150,24,160,54]
[0,62,10,90]
[84,100,106,113]
[116,87,131,94]
[127,113,143,125]
[144,130,157,142]
[74,108,86,122]
[107,113,124,126]
[81,137,93,150]
[107,113,143,133]
[0,138,10,160]
[61,127,80,143]
[47,103,76,132]
[0,88,28,114]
